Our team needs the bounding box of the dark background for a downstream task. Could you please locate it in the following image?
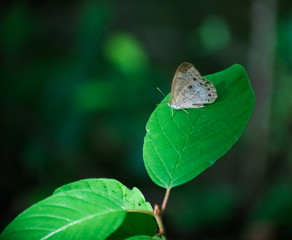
[1,0,292,239]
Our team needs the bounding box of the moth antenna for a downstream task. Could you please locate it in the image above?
[156,87,166,97]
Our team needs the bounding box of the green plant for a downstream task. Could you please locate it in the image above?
[0,64,255,240]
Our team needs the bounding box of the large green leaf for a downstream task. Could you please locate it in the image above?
[0,178,156,240]
[143,64,255,189]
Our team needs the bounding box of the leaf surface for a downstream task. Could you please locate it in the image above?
[143,64,255,188]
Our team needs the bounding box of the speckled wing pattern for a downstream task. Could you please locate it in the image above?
[169,62,217,110]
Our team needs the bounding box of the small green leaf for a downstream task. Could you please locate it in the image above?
[125,235,165,240]
[0,178,156,240]
[108,212,157,240]
[143,64,255,188]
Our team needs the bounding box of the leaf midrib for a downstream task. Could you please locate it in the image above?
[168,111,202,188]
[40,210,123,240]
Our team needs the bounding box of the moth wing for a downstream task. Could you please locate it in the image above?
[175,79,217,108]
[171,62,202,102]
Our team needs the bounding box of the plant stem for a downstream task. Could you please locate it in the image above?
[161,188,171,212]
[154,204,165,236]
[153,188,171,236]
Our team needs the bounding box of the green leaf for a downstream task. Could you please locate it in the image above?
[125,235,165,240]
[143,64,255,188]
[0,178,156,240]
[108,212,157,240]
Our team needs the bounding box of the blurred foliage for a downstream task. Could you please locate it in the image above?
[1,0,292,239]
[198,15,231,53]
[169,184,238,233]
[253,180,292,228]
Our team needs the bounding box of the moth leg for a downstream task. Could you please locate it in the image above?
[181,108,189,114]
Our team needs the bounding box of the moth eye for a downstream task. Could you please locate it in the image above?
[188,85,193,89]
[208,94,212,97]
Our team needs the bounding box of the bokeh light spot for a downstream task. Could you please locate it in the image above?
[104,33,148,75]
[198,16,231,53]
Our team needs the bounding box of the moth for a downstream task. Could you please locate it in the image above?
[168,62,217,113]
